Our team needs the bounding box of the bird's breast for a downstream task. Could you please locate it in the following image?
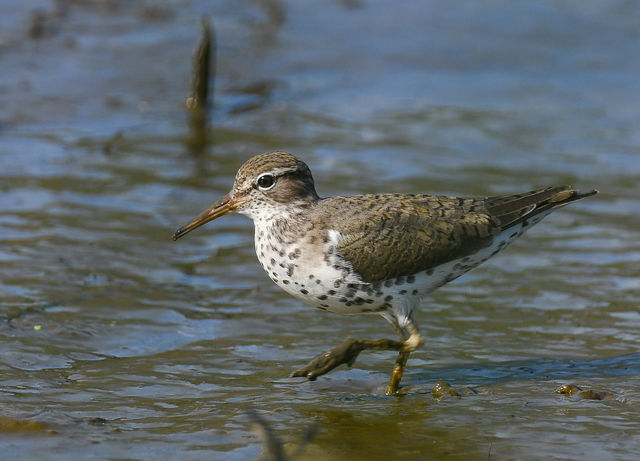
[253,224,395,314]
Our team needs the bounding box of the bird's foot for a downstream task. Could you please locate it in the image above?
[289,338,371,380]
[290,337,404,381]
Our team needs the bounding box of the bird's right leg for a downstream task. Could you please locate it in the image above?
[289,337,405,381]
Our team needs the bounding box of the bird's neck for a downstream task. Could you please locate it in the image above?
[250,199,318,247]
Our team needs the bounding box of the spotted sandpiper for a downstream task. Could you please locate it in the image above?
[173,152,597,395]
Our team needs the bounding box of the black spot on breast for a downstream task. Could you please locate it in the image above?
[395,276,405,285]
[317,294,328,300]
[399,290,407,295]
[316,306,327,311]
[287,265,294,277]
[426,269,434,275]
[384,295,393,302]
[334,280,342,288]
[407,275,415,283]
[316,279,321,284]
[270,258,276,265]
[308,274,314,279]
[412,289,418,295]
[384,280,393,288]
[339,297,348,303]
[328,290,336,295]
[282,280,290,285]
[300,289,309,295]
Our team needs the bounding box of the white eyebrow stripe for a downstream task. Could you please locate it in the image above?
[269,166,300,177]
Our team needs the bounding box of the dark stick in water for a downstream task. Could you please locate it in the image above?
[186,17,215,151]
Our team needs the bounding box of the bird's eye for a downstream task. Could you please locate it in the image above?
[257,174,275,190]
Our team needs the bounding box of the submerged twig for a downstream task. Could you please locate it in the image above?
[247,409,287,461]
[246,409,318,461]
[186,16,215,151]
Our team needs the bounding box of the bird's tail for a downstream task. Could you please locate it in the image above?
[485,186,598,230]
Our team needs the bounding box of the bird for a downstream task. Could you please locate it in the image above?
[172,151,597,395]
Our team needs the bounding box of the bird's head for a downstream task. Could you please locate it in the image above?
[172,151,319,240]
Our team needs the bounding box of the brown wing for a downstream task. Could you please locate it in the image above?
[327,186,597,284]
[325,194,499,283]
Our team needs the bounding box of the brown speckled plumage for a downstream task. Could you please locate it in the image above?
[173,151,598,394]
[315,186,594,283]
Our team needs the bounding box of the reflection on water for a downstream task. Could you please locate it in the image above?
[1,0,639,459]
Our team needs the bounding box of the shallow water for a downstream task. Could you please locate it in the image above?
[1,0,639,459]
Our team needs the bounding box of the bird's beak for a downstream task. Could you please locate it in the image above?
[172,192,244,240]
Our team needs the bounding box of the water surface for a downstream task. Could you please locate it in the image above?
[1,1,639,459]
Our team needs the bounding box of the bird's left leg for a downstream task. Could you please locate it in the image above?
[385,319,422,395]
[289,313,422,394]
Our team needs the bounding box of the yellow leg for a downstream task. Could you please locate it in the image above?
[385,350,410,395]
[291,321,423,395]
[386,325,423,395]
[290,337,405,380]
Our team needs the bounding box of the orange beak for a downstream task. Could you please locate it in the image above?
[172,192,244,240]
